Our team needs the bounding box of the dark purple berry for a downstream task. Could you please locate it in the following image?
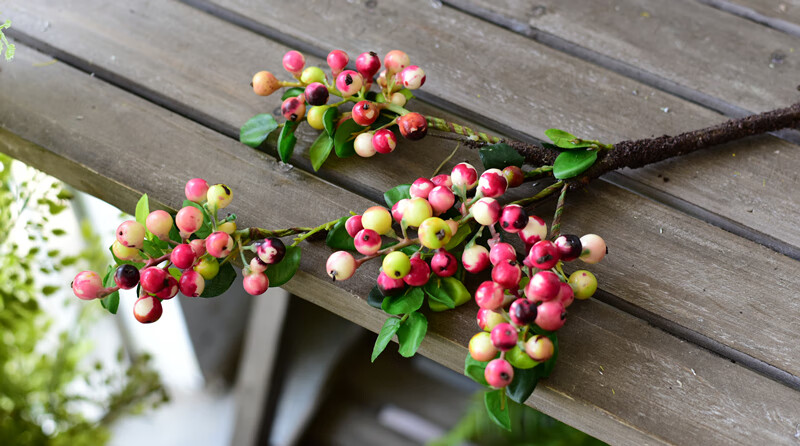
[257,237,287,265]
[509,298,537,325]
[554,234,582,262]
[304,82,329,106]
[114,264,140,290]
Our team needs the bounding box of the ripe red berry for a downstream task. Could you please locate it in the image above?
[114,264,140,290]
[491,323,518,351]
[352,101,380,126]
[478,169,508,198]
[133,295,163,324]
[282,50,305,76]
[281,96,306,122]
[499,204,528,234]
[525,271,561,303]
[427,186,455,215]
[554,234,582,261]
[430,174,453,189]
[345,215,364,238]
[409,177,435,199]
[355,51,381,79]
[327,50,349,76]
[484,358,514,388]
[72,271,104,300]
[502,166,525,188]
[489,242,516,266]
[304,82,329,106]
[430,249,457,277]
[243,272,270,295]
[535,300,566,331]
[189,239,206,258]
[140,267,168,294]
[155,276,179,300]
[509,298,537,325]
[205,231,234,258]
[179,269,205,297]
[354,228,382,255]
[372,129,397,154]
[256,237,287,264]
[397,112,428,140]
[556,282,575,308]
[471,198,501,226]
[526,240,560,270]
[377,270,406,296]
[491,259,522,290]
[451,163,478,190]
[403,257,431,287]
[185,178,210,203]
[391,199,408,223]
[170,244,196,270]
[475,281,505,310]
[462,245,490,274]
[336,70,363,97]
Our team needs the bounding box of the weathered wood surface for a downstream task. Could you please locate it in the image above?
[184,0,800,257]
[6,0,800,383]
[704,0,800,31]
[4,44,800,445]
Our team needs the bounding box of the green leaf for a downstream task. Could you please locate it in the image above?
[440,277,471,306]
[265,245,301,287]
[544,128,595,149]
[100,266,120,314]
[51,228,66,236]
[240,114,278,148]
[424,279,455,309]
[278,121,298,163]
[325,216,356,251]
[396,312,427,357]
[366,285,385,309]
[381,286,424,315]
[135,194,149,227]
[372,317,402,362]
[478,143,525,170]
[444,222,473,251]
[383,184,411,208]
[323,107,338,136]
[553,150,598,179]
[333,118,365,158]
[464,354,491,387]
[141,240,163,260]
[41,285,59,296]
[281,87,305,100]
[484,390,511,431]
[375,88,414,103]
[200,262,237,297]
[309,132,334,171]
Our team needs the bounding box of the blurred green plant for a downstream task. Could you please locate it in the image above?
[0,154,167,445]
[0,15,15,61]
[430,391,607,446]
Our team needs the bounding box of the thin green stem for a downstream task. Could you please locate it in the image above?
[432,143,461,177]
[549,183,569,240]
[425,115,502,144]
[290,218,339,247]
[524,165,553,180]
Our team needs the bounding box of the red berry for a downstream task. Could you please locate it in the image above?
[345,215,364,238]
[525,271,561,303]
[535,300,566,331]
[430,249,457,277]
[72,271,104,300]
[155,276,179,300]
[509,298,537,325]
[170,244,196,270]
[462,245,490,274]
[428,186,455,215]
[282,50,305,75]
[352,100,380,126]
[114,264,140,290]
[327,50,349,76]
[430,174,453,189]
[499,204,528,234]
[189,239,206,258]
[489,242,516,266]
[484,358,514,388]
[471,198,501,226]
[478,168,508,198]
[377,270,406,296]
[519,215,548,247]
[256,237,286,264]
[354,228,382,255]
[185,178,210,203]
[304,82,329,106]
[491,259,522,290]
[372,129,397,154]
[391,199,408,223]
[133,295,163,324]
[179,270,205,297]
[409,177,435,199]
[146,210,174,241]
[502,166,525,188]
[526,240,560,270]
[397,112,427,140]
[556,282,575,308]
[243,272,270,295]
[475,281,505,310]
[336,70,363,97]
[281,96,306,122]
[355,51,381,79]
[451,163,478,190]
[554,234,582,261]
[403,257,431,287]
[175,206,204,235]
[491,323,518,351]
[140,267,168,294]
[205,232,234,258]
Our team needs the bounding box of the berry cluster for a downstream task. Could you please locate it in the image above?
[71,178,304,323]
[245,49,431,168]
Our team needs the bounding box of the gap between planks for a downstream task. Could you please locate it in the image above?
[697,0,800,38]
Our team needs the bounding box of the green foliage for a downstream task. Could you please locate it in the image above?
[199,261,237,297]
[484,389,511,431]
[396,311,427,357]
[381,286,424,315]
[239,114,278,148]
[0,154,166,444]
[478,143,525,170]
[371,317,402,362]
[277,121,299,163]
[264,244,302,287]
[325,216,356,251]
[545,128,596,149]
[333,118,365,158]
[383,184,411,208]
[0,18,15,61]
[309,131,334,171]
[553,150,598,179]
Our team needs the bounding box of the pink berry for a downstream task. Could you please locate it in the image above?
[475,281,505,310]
[352,100,380,126]
[525,335,555,362]
[556,282,575,308]
[519,215,548,247]
[304,82,329,106]
[354,228,382,255]
[146,210,173,241]
[155,276,179,300]
[243,272,270,295]
[477,308,505,332]
[185,178,210,203]
[281,96,306,122]
[469,332,498,362]
[282,50,305,75]
[430,249,457,277]
[391,199,408,223]
[179,269,205,297]
[140,267,168,294]
[249,256,268,274]
[403,257,431,287]
[471,197,501,226]
[116,220,145,249]
[256,238,286,264]
[525,271,561,303]
[175,206,204,235]
[336,70,363,97]
[397,112,428,141]
[489,242,516,266]
[171,244,196,269]
[384,50,410,75]
[491,323,518,351]
[509,298,537,326]
[554,234,583,262]
[372,129,397,154]
[355,51,381,79]
[484,358,514,388]
[72,271,104,300]
[502,166,525,188]
[535,300,566,331]
[579,234,607,264]
[345,215,364,238]
[133,295,163,323]
[205,232,234,258]
[491,259,522,290]
[430,174,453,189]
[451,163,478,190]
[428,186,455,215]
[409,177,435,199]
[499,204,528,234]
[327,50,349,76]
[377,270,405,296]
[398,65,426,90]
[478,168,508,198]
[189,239,206,257]
[526,240,560,270]
[462,245,490,273]
[326,251,357,281]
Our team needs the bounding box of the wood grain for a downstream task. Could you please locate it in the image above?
[3,43,800,445]
[714,0,800,29]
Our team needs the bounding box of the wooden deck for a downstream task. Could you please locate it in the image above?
[1,1,799,444]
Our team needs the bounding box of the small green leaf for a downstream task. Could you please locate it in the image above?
[325,216,356,251]
[381,286,424,315]
[51,228,67,236]
[444,222,473,251]
[41,285,59,296]
[323,107,339,136]
[200,262,237,297]
[309,132,334,171]
[240,114,279,148]
[278,121,298,163]
[396,312,427,357]
[281,87,305,100]
[265,245,301,287]
[544,128,595,149]
[366,285,384,309]
[383,184,411,207]
[135,194,149,227]
[372,317,402,362]
[424,279,455,309]
[141,240,163,260]
[553,150,598,179]
[465,354,492,387]
[100,291,120,314]
[484,390,511,431]
[478,143,525,170]
[440,277,471,306]
[333,119,365,158]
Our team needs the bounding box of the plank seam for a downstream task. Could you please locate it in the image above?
[696,0,800,39]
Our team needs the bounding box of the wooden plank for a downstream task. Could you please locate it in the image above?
[3,44,800,446]
[710,0,800,31]
[175,0,800,256]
